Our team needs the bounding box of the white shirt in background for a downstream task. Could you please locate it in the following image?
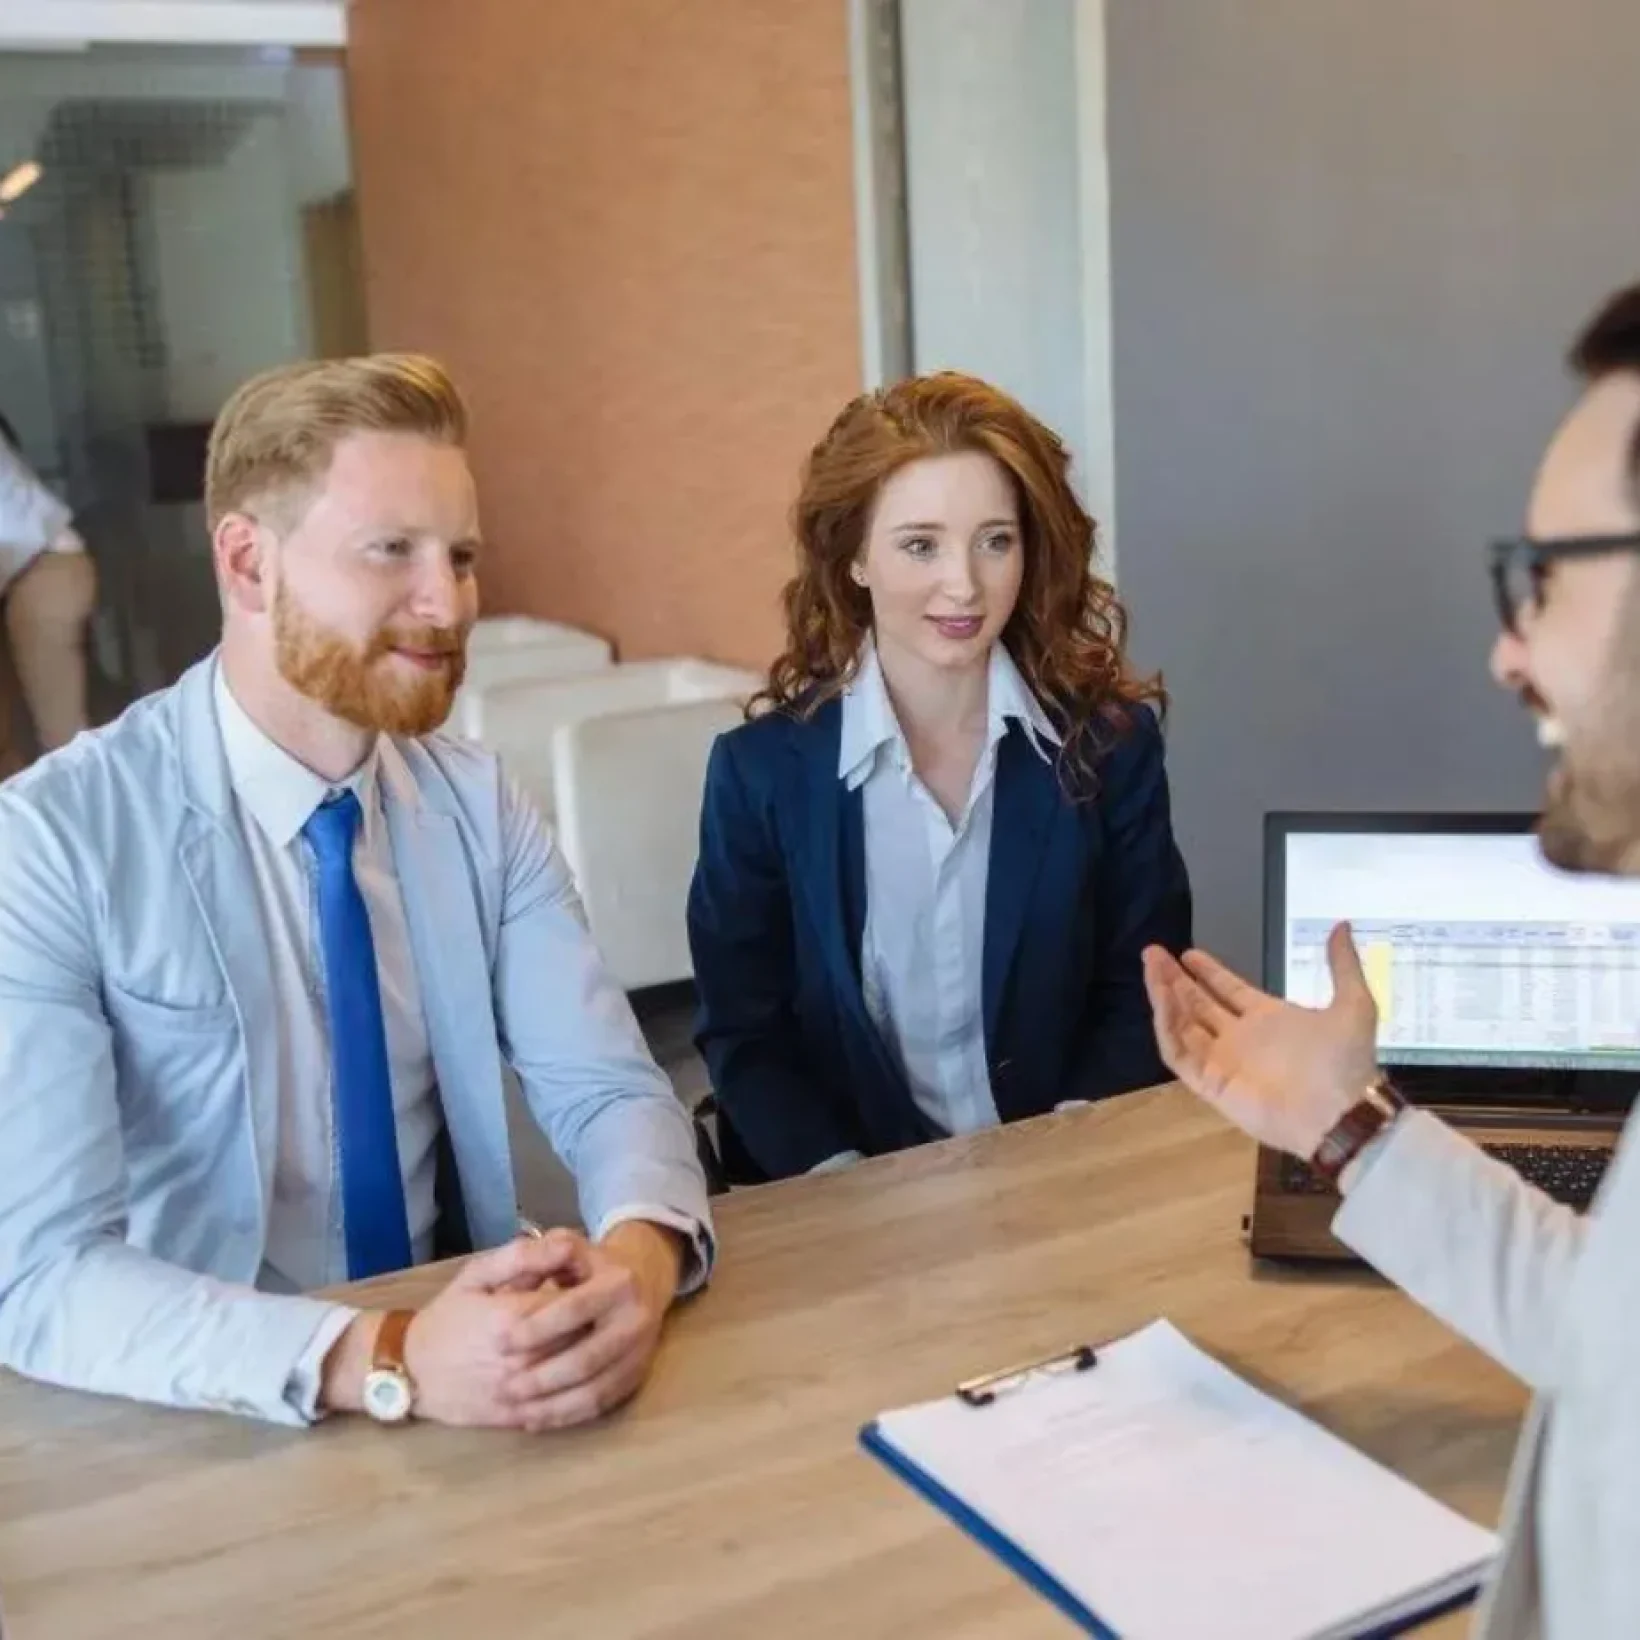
[0,438,80,598]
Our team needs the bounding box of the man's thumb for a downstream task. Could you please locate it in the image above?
[1327,921,1377,1017]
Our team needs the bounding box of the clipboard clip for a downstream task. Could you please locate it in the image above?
[955,1343,1098,1407]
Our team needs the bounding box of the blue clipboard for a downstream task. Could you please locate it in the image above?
[859,1417,1116,1638]
[858,1340,1487,1640]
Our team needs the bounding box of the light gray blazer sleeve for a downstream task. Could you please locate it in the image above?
[1332,1109,1587,1389]
[0,793,344,1424]
[489,775,714,1274]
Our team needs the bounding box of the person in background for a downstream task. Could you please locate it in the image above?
[0,410,97,758]
[1144,281,1640,1638]
[688,372,1192,1183]
[0,355,712,1430]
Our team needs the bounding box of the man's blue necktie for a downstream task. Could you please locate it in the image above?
[302,790,413,1280]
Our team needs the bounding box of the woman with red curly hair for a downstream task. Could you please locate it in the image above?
[688,374,1192,1183]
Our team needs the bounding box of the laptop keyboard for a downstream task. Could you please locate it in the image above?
[1279,1141,1611,1211]
[1481,1143,1609,1211]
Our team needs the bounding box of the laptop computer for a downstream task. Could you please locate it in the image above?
[1247,812,1640,1261]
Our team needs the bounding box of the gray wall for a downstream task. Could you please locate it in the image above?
[899,0,1088,473]
[1107,0,1640,973]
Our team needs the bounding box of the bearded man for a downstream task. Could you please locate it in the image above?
[1144,282,1640,1639]
[0,355,711,1431]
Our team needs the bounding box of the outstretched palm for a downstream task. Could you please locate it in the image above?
[1141,923,1380,1158]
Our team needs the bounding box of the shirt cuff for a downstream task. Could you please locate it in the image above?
[810,1150,865,1175]
[283,1305,358,1423]
[594,1204,715,1297]
[1337,1111,1408,1196]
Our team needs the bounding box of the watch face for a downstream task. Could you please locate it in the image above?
[363,1369,413,1424]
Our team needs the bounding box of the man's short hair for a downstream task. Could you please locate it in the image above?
[1570,283,1640,495]
[204,353,467,532]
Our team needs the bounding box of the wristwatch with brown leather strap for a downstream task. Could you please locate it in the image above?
[361,1309,417,1424]
[1308,1077,1407,1186]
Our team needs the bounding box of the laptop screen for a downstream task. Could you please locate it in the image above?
[1275,822,1640,1073]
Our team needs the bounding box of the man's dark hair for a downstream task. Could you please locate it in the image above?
[0,411,16,453]
[1569,283,1640,490]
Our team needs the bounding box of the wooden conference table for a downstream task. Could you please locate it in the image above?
[0,1086,1527,1639]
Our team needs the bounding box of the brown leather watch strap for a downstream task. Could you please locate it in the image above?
[373,1309,416,1373]
[1309,1079,1407,1185]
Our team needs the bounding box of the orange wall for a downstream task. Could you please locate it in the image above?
[347,0,863,668]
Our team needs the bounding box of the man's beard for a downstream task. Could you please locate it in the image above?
[1537,622,1640,876]
[1538,747,1640,874]
[272,579,467,737]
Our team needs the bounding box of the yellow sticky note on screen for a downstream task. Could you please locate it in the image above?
[1361,941,1394,1019]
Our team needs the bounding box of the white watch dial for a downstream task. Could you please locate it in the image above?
[363,1368,413,1424]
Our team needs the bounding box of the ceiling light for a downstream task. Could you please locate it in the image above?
[0,162,43,205]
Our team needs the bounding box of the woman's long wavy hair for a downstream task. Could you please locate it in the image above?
[753,372,1166,796]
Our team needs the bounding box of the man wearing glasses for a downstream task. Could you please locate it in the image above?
[1145,280,1640,1639]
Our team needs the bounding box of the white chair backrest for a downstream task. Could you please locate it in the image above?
[463,658,758,845]
[462,659,758,745]
[468,615,609,655]
[552,697,748,990]
[452,619,614,736]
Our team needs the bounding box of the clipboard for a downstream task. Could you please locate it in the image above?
[858,1322,1496,1640]
[861,1340,1116,1637]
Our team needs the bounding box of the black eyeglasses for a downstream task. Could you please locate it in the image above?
[1489,531,1640,634]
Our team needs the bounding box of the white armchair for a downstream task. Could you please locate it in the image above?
[453,616,613,738]
[465,658,760,989]
[554,696,749,990]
